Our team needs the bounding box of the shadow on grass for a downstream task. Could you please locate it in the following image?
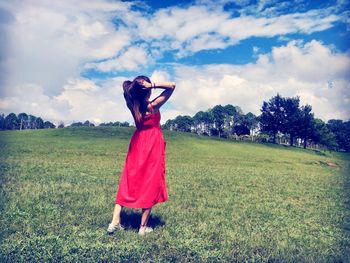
[120,209,166,231]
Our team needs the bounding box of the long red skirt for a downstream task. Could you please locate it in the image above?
[115,111,168,208]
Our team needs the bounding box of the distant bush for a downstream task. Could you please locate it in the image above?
[99,121,129,127]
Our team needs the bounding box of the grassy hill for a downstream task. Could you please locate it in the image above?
[0,127,349,262]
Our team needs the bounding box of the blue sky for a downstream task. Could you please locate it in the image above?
[0,0,349,125]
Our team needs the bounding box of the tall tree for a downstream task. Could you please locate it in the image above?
[44,121,56,129]
[259,94,285,143]
[83,120,95,127]
[192,110,214,135]
[311,118,338,150]
[233,123,250,136]
[28,115,37,129]
[35,117,44,129]
[342,121,350,151]
[297,104,314,149]
[173,115,193,132]
[0,114,5,130]
[223,104,238,132]
[202,111,214,135]
[58,121,65,128]
[282,96,300,146]
[5,113,19,130]
[18,113,29,130]
[327,119,343,134]
[163,119,175,131]
[193,111,207,135]
[327,119,350,151]
[210,105,226,137]
[121,121,129,127]
[241,112,258,135]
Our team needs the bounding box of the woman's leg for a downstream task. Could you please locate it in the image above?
[140,208,152,226]
[111,204,122,225]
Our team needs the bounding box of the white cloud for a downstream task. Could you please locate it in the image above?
[0,83,71,123]
[85,45,150,72]
[150,70,171,83]
[0,40,349,125]
[170,40,350,121]
[218,11,339,41]
[1,0,131,96]
[0,78,130,125]
[1,0,344,89]
[124,4,340,57]
[0,1,349,125]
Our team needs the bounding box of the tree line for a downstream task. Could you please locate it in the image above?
[162,105,258,137]
[259,94,349,151]
[161,94,350,152]
[0,112,130,130]
[1,94,349,151]
[69,121,130,127]
[0,113,57,130]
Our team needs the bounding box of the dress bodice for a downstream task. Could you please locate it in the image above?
[136,110,161,130]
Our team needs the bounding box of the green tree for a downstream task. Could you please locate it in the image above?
[297,105,314,149]
[83,120,94,127]
[259,94,285,143]
[327,119,343,134]
[193,111,214,135]
[121,121,129,127]
[193,111,206,134]
[311,118,338,150]
[70,122,83,127]
[114,121,122,126]
[210,105,226,137]
[241,112,258,135]
[5,113,19,130]
[282,97,300,146]
[327,119,350,151]
[162,119,175,130]
[342,121,350,151]
[234,124,250,136]
[28,115,37,129]
[223,105,237,130]
[0,114,5,130]
[202,111,214,135]
[173,115,193,132]
[18,112,29,130]
[44,121,56,129]
[35,117,44,129]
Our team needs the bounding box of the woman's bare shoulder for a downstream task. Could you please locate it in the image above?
[148,101,159,114]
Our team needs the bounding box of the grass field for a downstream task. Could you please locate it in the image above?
[0,126,349,262]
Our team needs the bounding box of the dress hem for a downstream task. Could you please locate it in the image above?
[115,198,168,209]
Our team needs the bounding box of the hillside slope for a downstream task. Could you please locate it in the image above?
[0,127,349,262]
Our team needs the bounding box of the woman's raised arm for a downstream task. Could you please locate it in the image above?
[151,82,176,110]
[139,80,176,110]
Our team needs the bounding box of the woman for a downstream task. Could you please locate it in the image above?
[107,75,176,235]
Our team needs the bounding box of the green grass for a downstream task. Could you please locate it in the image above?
[0,126,349,262]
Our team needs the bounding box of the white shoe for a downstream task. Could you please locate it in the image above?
[107,223,125,234]
[138,226,153,236]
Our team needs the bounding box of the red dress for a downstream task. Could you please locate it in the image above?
[115,103,168,208]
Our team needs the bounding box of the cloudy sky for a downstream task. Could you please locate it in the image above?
[0,0,349,126]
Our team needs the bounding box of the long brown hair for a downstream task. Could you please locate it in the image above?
[123,76,152,125]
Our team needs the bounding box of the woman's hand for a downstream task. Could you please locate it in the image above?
[138,79,152,89]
